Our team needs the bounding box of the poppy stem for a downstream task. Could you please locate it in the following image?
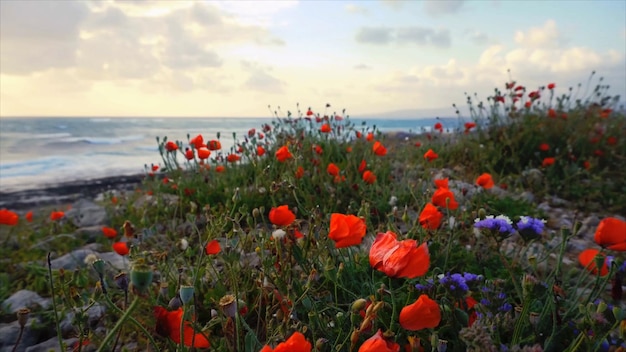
[97,297,140,352]
[47,253,64,351]
[102,294,161,351]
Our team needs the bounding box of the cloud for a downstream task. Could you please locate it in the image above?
[354,63,372,70]
[397,27,451,48]
[356,26,451,48]
[467,30,489,45]
[241,61,285,93]
[355,27,393,44]
[514,20,564,49]
[345,4,368,14]
[0,1,89,74]
[423,0,465,16]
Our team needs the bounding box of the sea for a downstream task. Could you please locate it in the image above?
[0,116,461,192]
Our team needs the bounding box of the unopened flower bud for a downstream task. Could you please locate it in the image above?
[252,208,260,219]
[351,298,367,312]
[92,259,105,277]
[114,272,129,291]
[168,296,182,310]
[529,312,540,327]
[597,300,608,313]
[478,208,487,220]
[315,338,328,350]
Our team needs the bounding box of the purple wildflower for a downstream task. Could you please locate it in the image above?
[516,216,546,242]
[474,215,514,237]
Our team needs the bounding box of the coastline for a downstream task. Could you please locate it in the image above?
[0,173,145,210]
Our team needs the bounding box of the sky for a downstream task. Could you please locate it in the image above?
[1,0,625,118]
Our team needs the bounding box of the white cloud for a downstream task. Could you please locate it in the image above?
[356,26,451,47]
[514,20,564,49]
[345,4,368,14]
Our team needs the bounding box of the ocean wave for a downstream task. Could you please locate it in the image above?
[33,132,73,139]
[90,118,111,123]
[55,134,146,145]
[0,157,70,176]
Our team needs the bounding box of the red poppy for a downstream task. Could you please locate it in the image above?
[464,122,476,132]
[524,101,532,109]
[578,249,609,276]
[431,188,459,210]
[227,154,241,163]
[207,140,221,151]
[295,166,304,179]
[102,226,118,239]
[215,165,225,173]
[165,141,178,152]
[366,132,374,142]
[335,115,343,121]
[327,163,340,176]
[583,160,591,170]
[306,109,314,116]
[259,331,311,352]
[369,231,429,279]
[184,148,195,160]
[514,85,525,91]
[418,203,442,230]
[505,82,515,89]
[320,124,331,133]
[372,141,387,156]
[475,173,494,189]
[154,306,210,348]
[539,143,549,151]
[0,209,19,226]
[248,128,256,138]
[151,164,159,172]
[112,242,129,256]
[607,136,617,146]
[358,160,367,174]
[328,213,366,248]
[424,149,438,162]
[399,294,441,331]
[362,170,376,184]
[190,134,204,149]
[205,239,221,255]
[275,146,293,162]
[434,122,443,132]
[600,109,612,118]
[50,211,65,221]
[269,205,296,226]
[355,131,362,139]
[258,132,265,139]
[358,329,400,352]
[594,218,626,251]
[547,83,555,90]
[434,178,449,189]
[25,211,33,222]
[257,146,266,156]
[542,157,555,167]
[414,141,421,147]
[528,91,540,100]
[547,109,557,118]
[494,96,505,103]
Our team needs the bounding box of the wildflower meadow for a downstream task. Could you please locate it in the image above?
[1,72,625,351]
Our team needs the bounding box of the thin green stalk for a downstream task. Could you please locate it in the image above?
[97,297,140,352]
[47,253,64,351]
[102,294,160,351]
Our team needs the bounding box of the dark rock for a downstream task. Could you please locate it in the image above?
[2,290,50,314]
[0,319,43,352]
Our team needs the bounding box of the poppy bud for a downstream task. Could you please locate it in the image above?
[351,298,367,312]
[315,338,328,350]
[159,282,169,299]
[478,208,487,220]
[179,285,195,305]
[613,306,624,321]
[168,296,182,310]
[596,300,608,313]
[114,272,129,291]
[130,264,154,294]
[92,259,106,278]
